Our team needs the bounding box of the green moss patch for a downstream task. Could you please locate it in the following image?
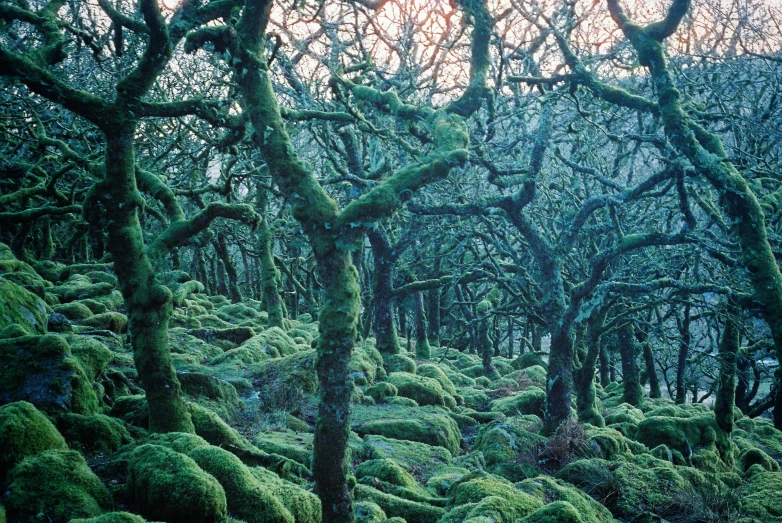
[354,484,444,523]
[353,404,461,454]
[387,372,446,407]
[0,278,50,335]
[489,386,546,417]
[55,413,132,452]
[362,435,452,479]
[0,400,67,477]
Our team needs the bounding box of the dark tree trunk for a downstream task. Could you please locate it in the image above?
[676,303,691,404]
[368,229,399,354]
[619,324,643,406]
[414,291,430,359]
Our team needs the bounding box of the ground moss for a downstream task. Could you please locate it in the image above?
[0,278,50,335]
[416,364,457,395]
[188,445,295,523]
[635,414,721,462]
[353,404,461,454]
[518,475,615,523]
[67,334,114,379]
[56,413,133,452]
[188,402,253,450]
[355,459,424,492]
[252,431,313,467]
[350,344,385,385]
[127,444,227,523]
[489,386,546,417]
[214,303,266,326]
[385,396,418,407]
[178,371,241,421]
[250,349,318,393]
[354,484,444,523]
[145,431,211,454]
[512,353,547,370]
[54,301,95,321]
[365,382,398,403]
[0,334,99,414]
[110,395,149,429]
[355,501,387,523]
[384,353,417,374]
[739,447,780,473]
[362,435,452,479]
[474,418,545,481]
[520,501,584,523]
[80,312,129,334]
[0,400,67,477]
[738,469,782,520]
[387,372,446,407]
[585,425,644,459]
[447,473,543,522]
[4,449,113,522]
[249,465,322,523]
[70,512,148,523]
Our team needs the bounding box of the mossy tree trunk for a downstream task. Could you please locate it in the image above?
[675,302,691,404]
[368,228,400,354]
[618,323,643,407]
[714,301,739,464]
[606,0,782,428]
[477,287,500,377]
[414,291,431,360]
[258,217,284,329]
[214,233,242,303]
[574,307,607,427]
[638,326,662,398]
[507,317,515,358]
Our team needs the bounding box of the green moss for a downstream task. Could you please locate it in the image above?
[178,372,241,421]
[50,275,114,303]
[253,431,312,467]
[739,447,780,473]
[512,352,547,370]
[460,389,491,411]
[70,512,148,523]
[0,334,98,414]
[353,404,461,454]
[474,419,545,481]
[145,431,211,454]
[188,402,253,450]
[387,372,446,407]
[520,501,584,523]
[350,344,385,385]
[448,411,480,429]
[417,364,457,395]
[354,484,444,523]
[355,458,423,491]
[738,469,782,519]
[384,353,417,374]
[110,395,149,429]
[490,386,546,417]
[80,312,128,334]
[4,449,112,522]
[635,414,721,461]
[362,435,452,479]
[127,444,227,523]
[67,334,114,379]
[54,301,95,321]
[214,303,265,326]
[355,501,387,523]
[385,396,418,407]
[585,425,643,459]
[425,467,470,496]
[448,474,543,522]
[0,401,67,477]
[249,465,321,523]
[55,413,132,452]
[365,382,399,403]
[0,278,50,335]
[604,403,645,426]
[188,445,294,523]
[518,475,614,523]
[250,349,318,393]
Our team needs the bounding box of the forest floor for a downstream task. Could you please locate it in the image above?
[1,243,782,523]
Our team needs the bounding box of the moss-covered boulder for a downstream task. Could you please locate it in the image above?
[362,435,453,479]
[355,459,425,492]
[417,364,457,395]
[110,395,149,429]
[50,275,115,303]
[739,447,780,473]
[447,474,544,523]
[355,501,387,523]
[55,413,133,452]
[70,512,149,523]
[474,417,545,481]
[738,469,782,520]
[253,431,313,467]
[489,387,546,417]
[80,312,129,334]
[0,278,50,335]
[387,372,446,407]
[67,334,114,379]
[365,382,399,403]
[249,466,322,523]
[512,352,547,371]
[127,444,227,523]
[178,372,241,421]
[354,484,444,523]
[518,475,615,523]
[353,404,461,455]
[384,353,416,374]
[0,400,67,477]
[635,414,721,460]
[188,445,295,523]
[3,449,113,522]
[520,501,585,523]
[0,334,99,414]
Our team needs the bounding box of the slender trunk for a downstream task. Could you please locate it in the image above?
[215,233,242,303]
[546,326,574,431]
[104,129,193,434]
[414,291,430,360]
[619,324,643,406]
[507,317,514,358]
[368,229,399,354]
[40,217,54,260]
[641,332,662,398]
[574,311,606,426]
[714,303,739,464]
[676,303,691,404]
[258,217,284,328]
[493,316,501,356]
[427,287,441,346]
[599,340,610,387]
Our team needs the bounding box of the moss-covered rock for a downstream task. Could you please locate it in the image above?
[474,417,545,481]
[70,512,149,523]
[4,449,112,522]
[188,402,253,450]
[354,484,444,523]
[355,501,387,523]
[417,364,457,395]
[739,447,780,473]
[188,445,294,523]
[384,353,416,374]
[0,278,50,335]
[0,400,67,477]
[55,413,132,452]
[738,469,782,520]
[250,350,318,393]
[387,372,446,407]
[80,312,129,334]
[178,372,241,421]
[67,334,114,379]
[585,425,644,460]
[53,301,95,321]
[512,352,547,371]
[252,431,313,467]
[50,275,114,303]
[0,334,98,414]
[520,501,585,523]
[518,475,614,523]
[362,435,452,479]
[355,459,423,491]
[635,414,721,461]
[447,474,544,522]
[127,444,228,523]
[353,404,461,454]
[365,382,399,403]
[489,387,546,417]
[249,465,321,523]
[110,395,149,429]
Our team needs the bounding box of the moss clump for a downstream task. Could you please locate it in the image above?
[4,449,112,522]
[188,402,253,450]
[110,395,149,429]
[518,475,614,523]
[489,386,546,417]
[512,352,547,370]
[0,401,67,477]
[354,484,444,523]
[354,404,461,454]
[70,512,148,523]
[738,469,782,520]
[0,334,99,414]
[365,382,399,403]
[50,275,114,303]
[739,447,780,473]
[384,353,417,374]
[475,418,545,481]
[603,403,645,426]
[417,364,457,395]
[0,278,50,335]
[362,435,452,478]
[178,372,241,421]
[250,350,318,393]
[350,344,385,385]
[448,474,544,521]
[249,465,321,523]
[56,413,132,452]
[585,425,644,460]
[53,302,94,321]
[520,501,584,523]
[67,334,114,379]
[355,458,423,491]
[355,501,387,523]
[635,414,722,461]
[252,431,313,467]
[188,445,294,523]
[127,444,227,523]
[80,312,128,334]
[387,372,446,407]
